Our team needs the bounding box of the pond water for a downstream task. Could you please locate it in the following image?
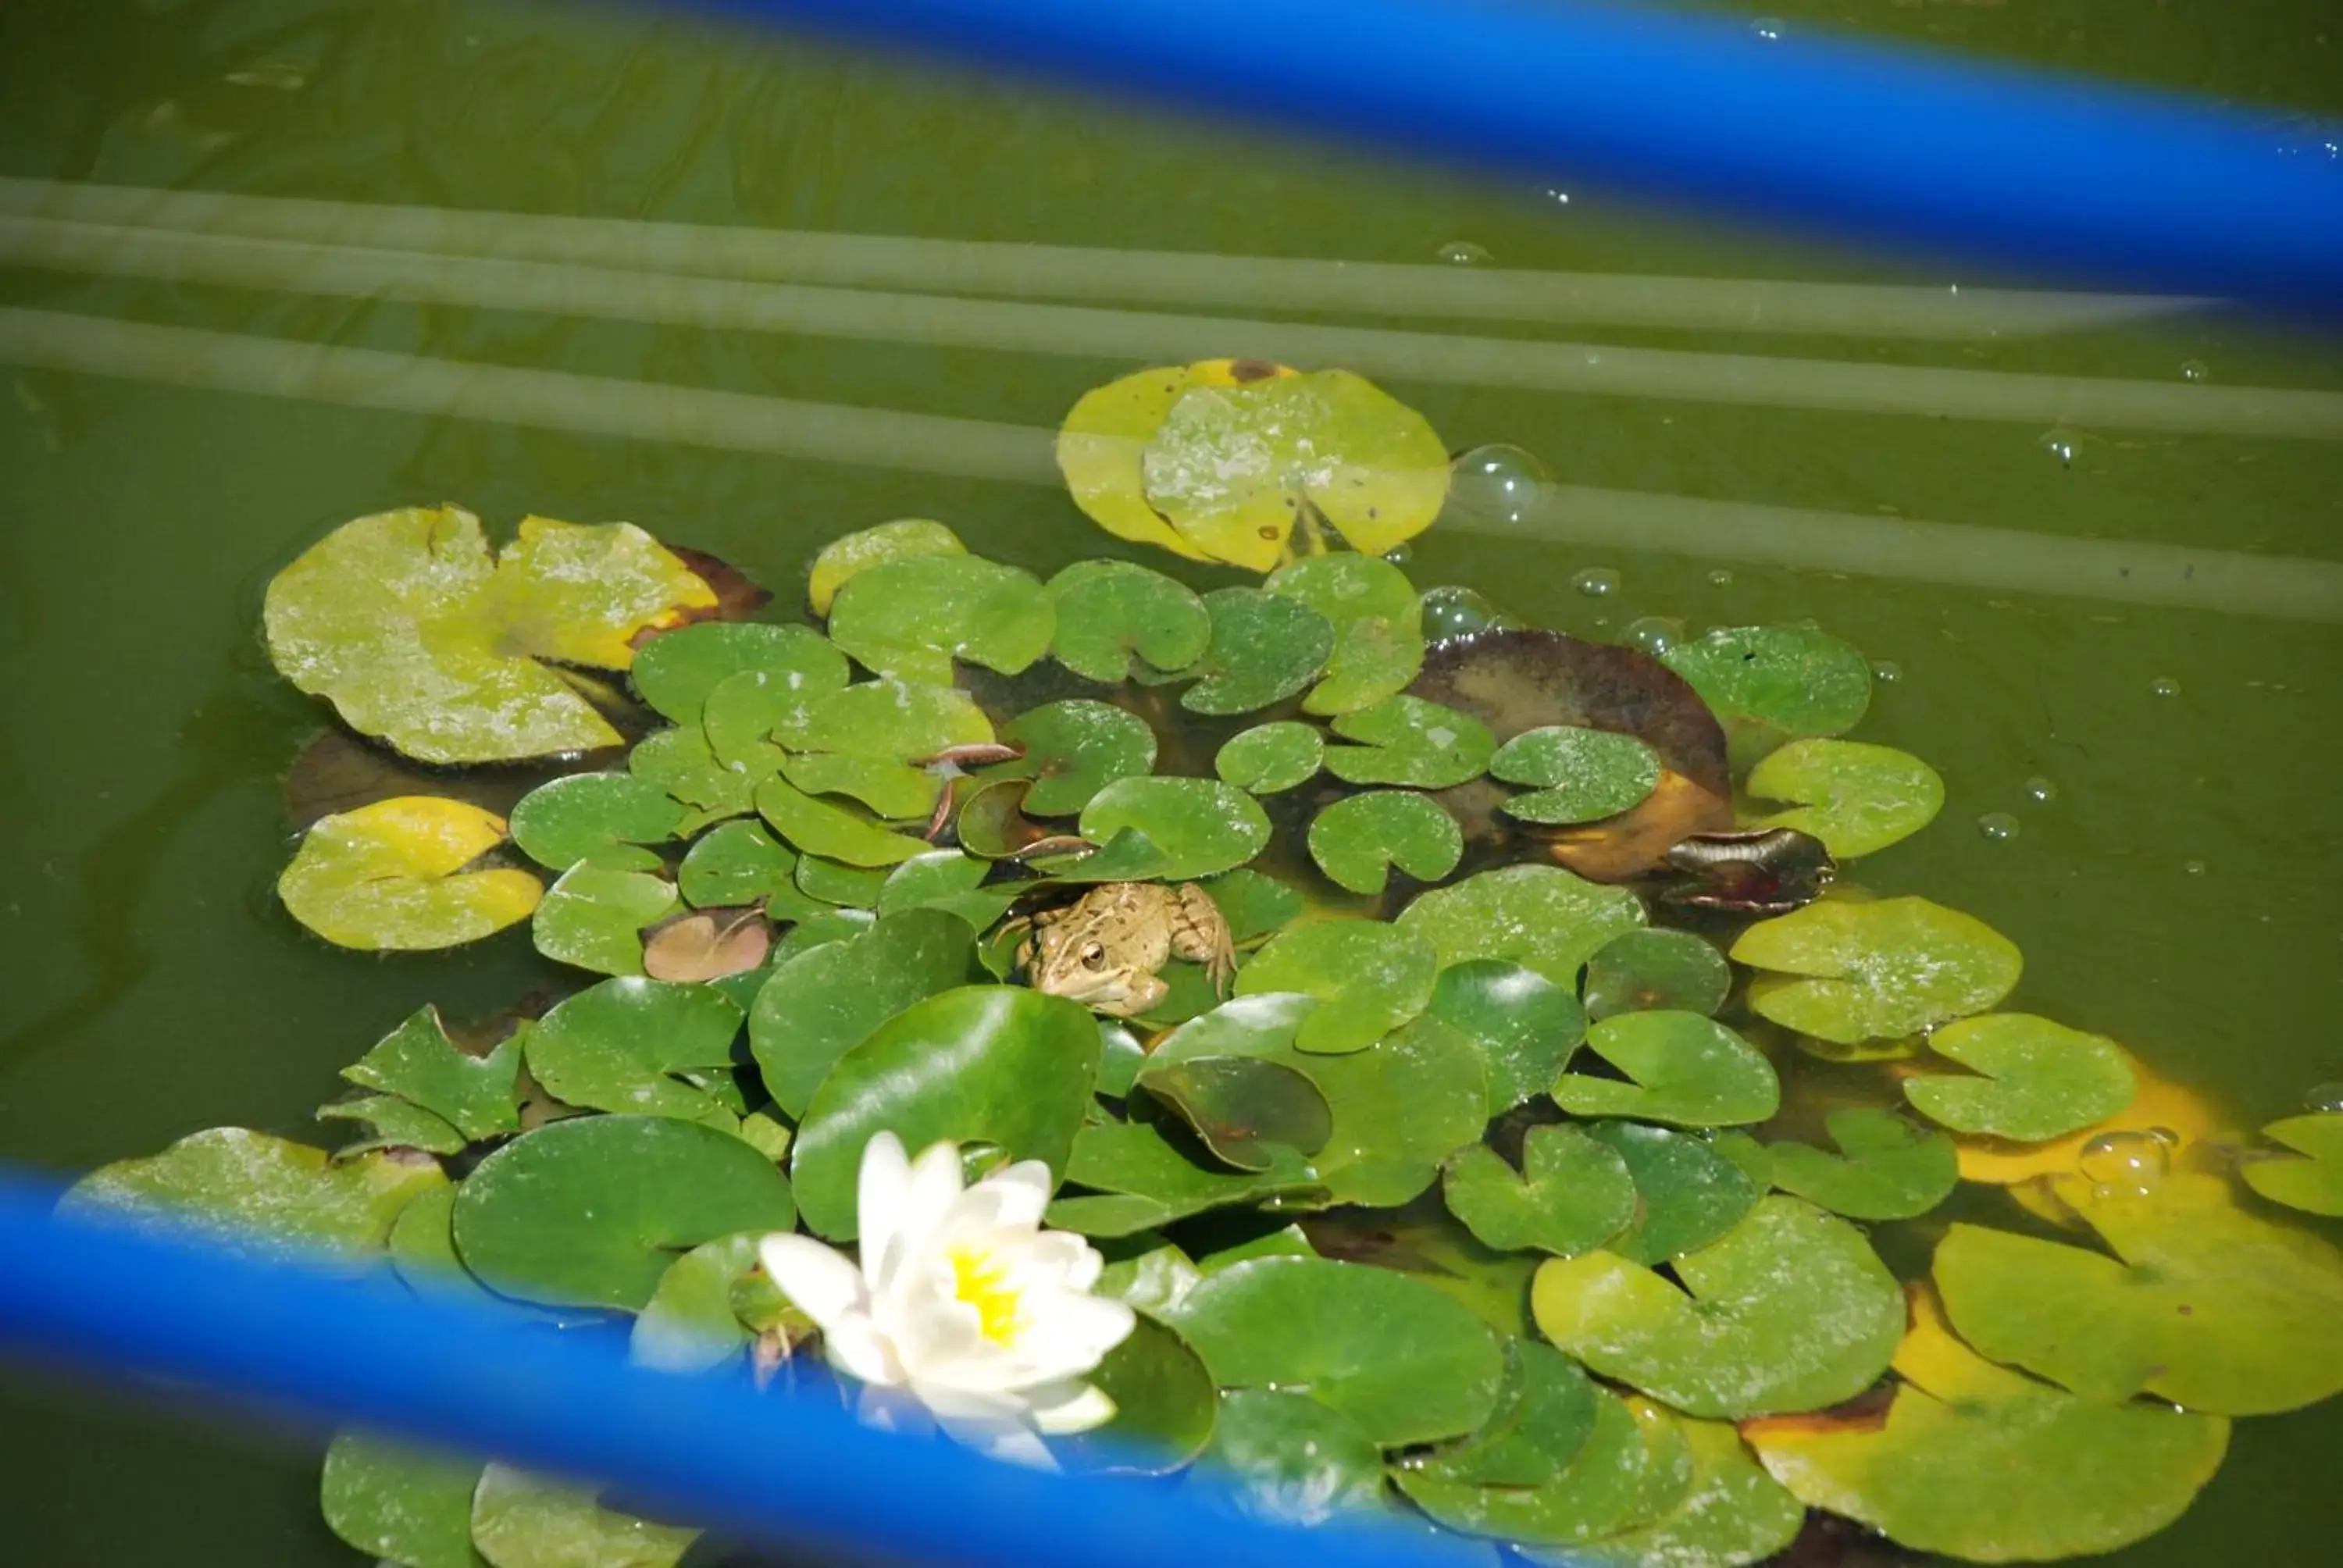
[1,0,2338,1562]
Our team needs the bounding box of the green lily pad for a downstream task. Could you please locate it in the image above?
[1444,1127,1638,1257]
[2243,1112,2343,1216]
[754,777,929,867]
[629,1231,762,1374]
[1423,960,1586,1114]
[675,820,818,920]
[1093,1020,1148,1099]
[1160,1255,1503,1444]
[319,1433,482,1568]
[997,699,1157,816]
[630,622,847,726]
[1732,896,2022,1045]
[790,985,1098,1238]
[1399,865,1646,989]
[1215,721,1325,795]
[1324,694,1496,788]
[1045,559,1212,682]
[747,909,975,1117]
[1236,921,1439,1055]
[61,1128,444,1264]
[1136,1053,1335,1172]
[280,798,543,951]
[1571,1417,1804,1568]
[1585,1121,1763,1266]
[1532,1196,1904,1418]
[1395,1387,1654,1548]
[531,864,679,976]
[1052,775,1272,882]
[522,977,745,1125]
[1660,625,1871,768]
[1050,1315,1220,1477]
[1581,928,1731,1021]
[1307,790,1463,896]
[342,1007,521,1142]
[1177,587,1334,716]
[875,848,1017,930]
[469,1465,697,1568]
[262,508,715,764]
[1935,1172,2343,1415]
[780,753,940,821]
[1056,363,1225,565]
[825,554,1053,685]
[792,854,889,907]
[628,726,761,828]
[1049,1119,1325,1236]
[1488,727,1661,825]
[1204,1388,1385,1526]
[1759,1108,1960,1221]
[781,678,995,760]
[1411,1339,1599,1489]
[451,1115,794,1312]
[318,1094,467,1157]
[1746,738,1944,859]
[1903,1013,2136,1141]
[806,517,965,616]
[1200,868,1306,943]
[1553,1011,1780,1128]
[1265,553,1425,715]
[772,907,876,961]
[508,773,683,873]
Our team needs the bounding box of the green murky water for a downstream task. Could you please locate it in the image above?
[2,0,2338,1560]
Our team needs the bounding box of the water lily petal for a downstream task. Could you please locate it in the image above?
[855,1380,934,1434]
[825,1313,908,1389]
[1025,1377,1119,1436]
[854,1131,912,1291]
[979,1158,1055,1228]
[918,1381,1061,1472]
[757,1232,866,1333]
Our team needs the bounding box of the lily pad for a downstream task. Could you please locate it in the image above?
[1935,1173,2343,1414]
[1443,1126,1638,1257]
[782,678,995,761]
[1422,960,1586,1114]
[469,1465,697,1568]
[2242,1112,2343,1216]
[629,1231,762,1374]
[1586,1120,1763,1266]
[1159,1256,1503,1444]
[747,909,975,1117]
[318,1094,467,1157]
[1054,775,1272,882]
[1746,738,1944,859]
[675,820,818,919]
[1215,721,1325,795]
[263,508,715,764]
[997,700,1157,816]
[1050,1315,1220,1476]
[875,848,1017,931]
[1532,1196,1904,1418]
[319,1433,481,1568]
[1395,1386,1654,1548]
[1760,1108,1960,1221]
[522,977,745,1125]
[1569,1418,1803,1568]
[754,777,929,867]
[1324,695,1495,789]
[1732,896,2021,1045]
[1236,921,1439,1055]
[952,778,1072,861]
[1399,865,1646,989]
[1045,559,1211,682]
[1581,928,1731,1021]
[1200,868,1306,943]
[806,517,965,616]
[641,908,772,983]
[792,854,889,907]
[825,554,1053,685]
[280,797,542,951]
[1904,1013,2136,1141]
[628,726,760,827]
[1489,727,1660,826]
[1203,1388,1385,1526]
[1136,1053,1336,1172]
[629,622,847,726]
[451,1115,794,1312]
[342,1007,521,1142]
[790,985,1099,1238]
[1050,1119,1325,1236]
[1553,1011,1780,1128]
[1056,362,1225,564]
[531,864,679,976]
[1307,790,1463,896]
[1410,1339,1599,1490]
[1265,553,1425,715]
[508,773,683,873]
[1660,625,1872,768]
[1178,586,1334,715]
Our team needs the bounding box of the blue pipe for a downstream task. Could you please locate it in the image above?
[676,0,2343,315]
[0,1169,1467,1568]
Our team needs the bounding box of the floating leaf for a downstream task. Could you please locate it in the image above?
[825,554,1052,685]
[747,910,975,1117]
[1660,625,1871,768]
[1532,1196,1903,1418]
[1215,722,1325,795]
[1746,1288,2231,1563]
[280,798,542,951]
[1903,1014,2135,1141]
[874,848,1017,931]
[1307,790,1463,896]
[629,1232,762,1374]
[953,778,1068,861]
[522,977,744,1125]
[1395,1386,1655,1548]
[2243,1112,2343,1216]
[1746,738,1944,859]
[1050,1119,1325,1236]
[469,1464,697,1568]
[783,678,995,761]
[508,772,683,873]
[1045,559,1211,682]
[792,854,889,907]
[1204,1388,1385,1526]
[1935,1173,2343,1414]
[790,985,1098,1238]
[1489,726,1660,825]
[1732,895,2020,1045]
[1582,928,1731,1021]
[1411,1339,1599,1490]
[1056,363,1225,563]
[1399,865,1646,989]
[1160,1256,1503,1444]
[531,863,679,976]
[1050,1315,1219,1476]
[629,622,846,726]
[262,508,714,763]
[1759,1108,1959,1221]
[754,777,929,867]
[1423,960,1586,1114]
[1324,695,1495,789]
[1236,921,1439,1055]
[1136,1053,1336,1172]
[1200,868,1306,943]
[1444,1127,1638,1257]
[1586,1121,1763,1266]
[674,820,812,918]
[1265,553,1425,715]
[628,726,760,826]
[343,1008,521,1142]
[1553,1011,1780,1128]
[806,517,965,616]
[319,1433,481,1568]
[1054,775,1272,882]
[451,1115,793,1312]
[997,699,1157,816]
[1569,1417,1803,1568]
[640,907,772,982]
[1178,586,1334,715]
[319,1094,467,1157]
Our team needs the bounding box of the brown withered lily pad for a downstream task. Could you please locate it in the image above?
[641,907,772,982]
[1657,829,1837,917]
[656,545,776,629]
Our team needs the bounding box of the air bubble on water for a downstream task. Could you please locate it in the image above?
[2306,1082,2343,1114]
[1706,568,1734,587]
[1977,811,2020,843]
[2079,1130,2170,1196]
[1752,16,1785,40]
[1438,240,1492,266]
[1382,543,1413,566]
[2039,429,2077,467]
[1870,659,1903,685]
[2182,858,2208,875]
[1625,616,1685,657]
[2145,1125,2181,1149]
[1590,615,1612,630]
[1573,566,1621,598]
[1420,585,1502,642]
[2181,359,2209,383]
[1447,444,1553,527]
[2151,675,2181,697]
[2023,775,2058,804]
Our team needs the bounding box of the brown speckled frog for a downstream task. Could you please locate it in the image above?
[1017,882,1236,1019]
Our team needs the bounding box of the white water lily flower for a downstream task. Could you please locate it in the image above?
[758,1131,1136,1469]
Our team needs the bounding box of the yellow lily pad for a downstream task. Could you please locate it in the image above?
[279,797,541,950]
[805,517,964,616]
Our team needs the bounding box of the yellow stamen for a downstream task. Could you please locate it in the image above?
[948,1245,1025,1345]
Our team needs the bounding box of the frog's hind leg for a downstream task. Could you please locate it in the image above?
[1169,884,1237,997]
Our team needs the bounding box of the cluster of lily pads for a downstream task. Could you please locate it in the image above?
[60,362,2343,1568]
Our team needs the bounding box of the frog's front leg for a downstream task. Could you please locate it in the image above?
[1097,970,1171,1021]
[1167,883,1236,996]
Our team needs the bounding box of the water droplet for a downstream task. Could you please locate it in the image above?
[2181,359,2209,383]
[2023,775,2058,804]
[1870,659,1903,685]
[2306,1082,2343,1114]
[1977,811,2020,843]
[1437,240,1492,266]
[2079,1130,2170,1193]
[1420,585,1502,642]
[1751,16,1785,40]
[1447,444,1553,527]
[2039,429,2077,467]
[1590,615,1612,630]
[1572,566,1621,598]
[1381,543,1413,566]
[1706,568,1734,587]
[1624,616,1685,657]
[2150,675,2181,697]
[2182,858,2208,876]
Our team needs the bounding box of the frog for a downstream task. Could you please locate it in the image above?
[1015,881,1236,1019]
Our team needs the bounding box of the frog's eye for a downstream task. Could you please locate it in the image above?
[1079,941,1107,968]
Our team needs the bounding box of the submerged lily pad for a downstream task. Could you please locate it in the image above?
[997,700,1157,816]
[1179,587,1334,715]
[522,977,745,1125]
[1553,1012,1779,1128]
[1759,1108,1960,1221]
[531,864,679,976]
[1903,1014,2136,1142]
[508,772,683,873]
[1055,775,1272,882]
[824,554,1053,685]
[1444,1126,1638,1257]
[1216,722,1325,795]
[1581,928,1731,1021]
[1489,727,1660,825]
[319,1433,480,1568]
[1423,960,1586,1114]
[629,622,846,726]
[629,1231,763,1374]
[1265,553,1425,715]
[263,508,715,763]
[1325,695,1496,789]
[747,910,975,1117]
[1045,559,1211,682]
[1660,625,1871,768]
[1204,1388,1385,1526]
[1935,1173,2343,1415]
[280,797,542,951]
[1399,865,1646,989]
[1585,1121,1763,1266]
[1746,738,1944,859]
[1532,1196,1903,1418]
[1236,921,1439,1055]
[1732,896,2021,1045]
[2242,1112,2343,1216]
[1307,790,1464,895]
[806,517,964,616]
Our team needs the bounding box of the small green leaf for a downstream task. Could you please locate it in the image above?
[342,1009,520,1142]
[508,772,683,873]
[1553,1011,1780,1128]
[2243,1112,2343,1216]
[780,753,940,820]
[1204,1388,1385,1526]
[807,517,965,616]
[1307,790,1463,896]
[1903,1013,2135,1141]
[1585,1120,1762,1266]
[1581,928,1731,1021]
[1236,921,1439,1055]
[1400,865,1646,989]
[1444,1127,1638,1257]
[1178,587,1333,716]
[629,1232,763,1374]
[531,864,679,976]
[1660,625,1871,768]
[1396,1388,1664,1548]
[1056,775,1272,882]
[1412,1339,1600,1489]
[701,668,803,772]
[1215,721,1325,795]
[754,776,929,867]
[1760,1108,1960,1221]
[318,1095,468,1156]
[469,1464,697,1568]
[1050,1119,1324,1238]
[792,854,890,907]
[676,820,820,918]
[826,554,1053,684]
[1423,960,1587,1114]
[522,977,745,1125]
[628,726,760,825]
[1045,559,1211,682]
[997,699,1157,816]
[320,1433,483,1568]
[280,798,542,951]
[1324,694,1495,788]
[1265,553,1425,715]
[1747,738,1944,858]
[630,622,846,726]
[1489,726,1660,825]
[747,909,976,1117]
[1733,896,2021,1045]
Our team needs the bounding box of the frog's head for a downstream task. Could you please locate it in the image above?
[1029,918,1161,1017]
